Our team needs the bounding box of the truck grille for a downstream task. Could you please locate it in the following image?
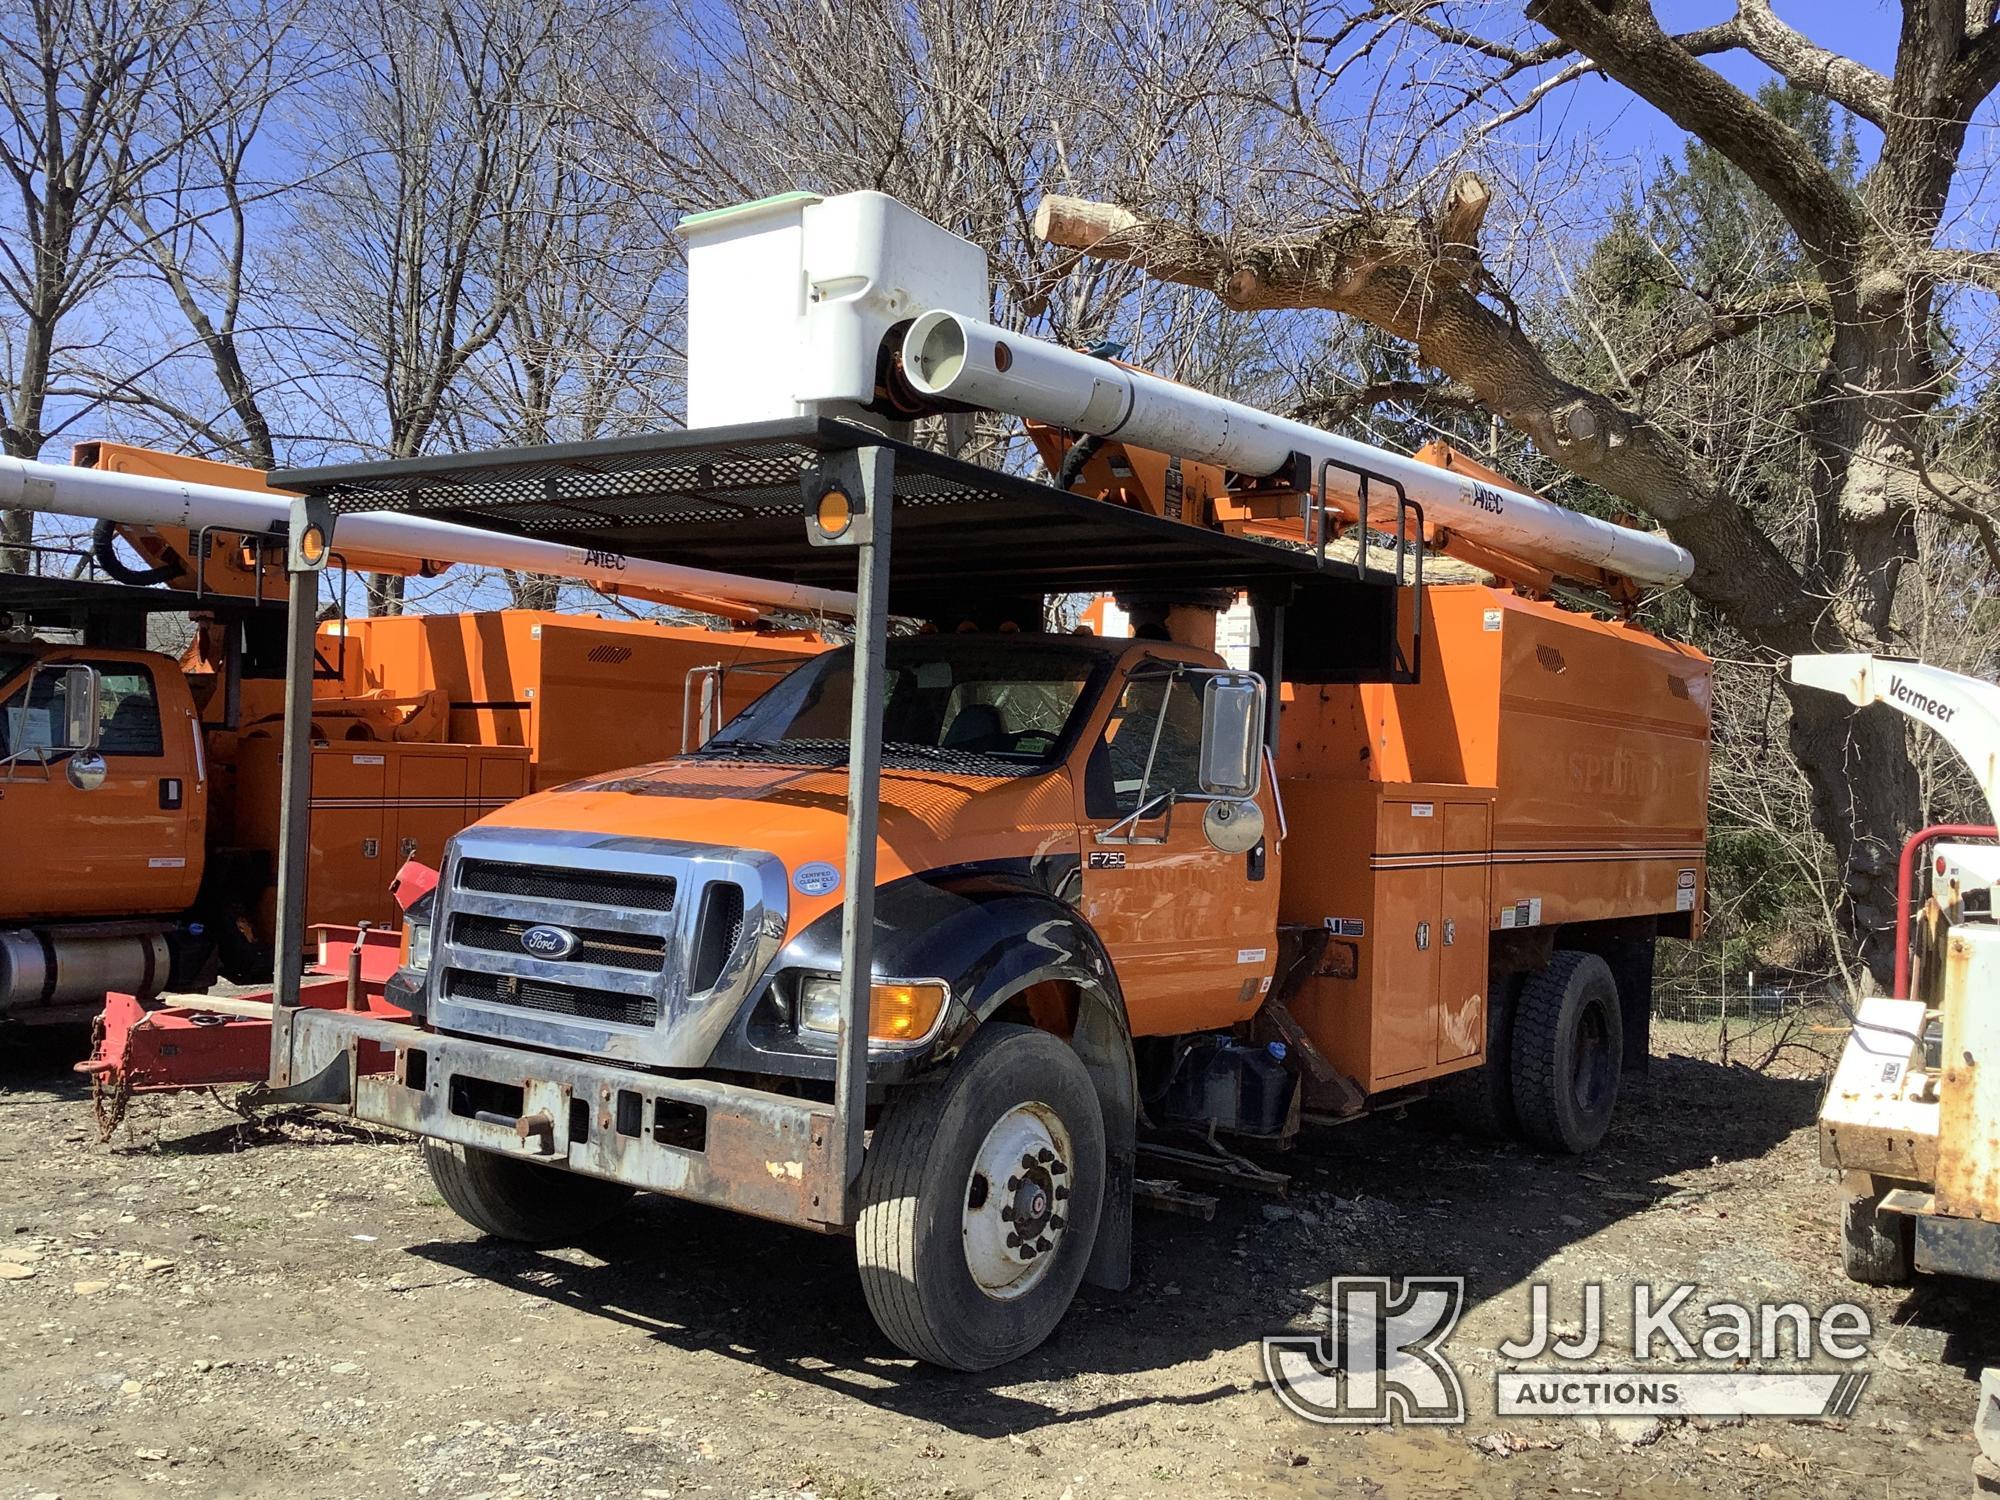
[430,829,783,1067]
[459,858,677,912]
[444,969,657,1028]
[450,913,667,973]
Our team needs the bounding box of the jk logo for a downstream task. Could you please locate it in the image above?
[1263,1276,1467,1424]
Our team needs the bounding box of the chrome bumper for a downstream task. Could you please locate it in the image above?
[274,1006,843,1229]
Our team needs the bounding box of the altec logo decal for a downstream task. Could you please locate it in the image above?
[1888,674,1958,724]
[1468,482,1507,516]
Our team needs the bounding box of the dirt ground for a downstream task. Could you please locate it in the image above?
[0,1016,1994,1500]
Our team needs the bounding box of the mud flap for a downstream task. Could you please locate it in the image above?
[1085,1138,1135,1292]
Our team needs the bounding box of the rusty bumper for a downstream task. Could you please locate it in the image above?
[273,1007,843,1230]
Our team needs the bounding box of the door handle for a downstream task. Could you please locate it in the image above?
[158,778,183,810]
[1443,918,1456,946]
[1416,921,1431,951]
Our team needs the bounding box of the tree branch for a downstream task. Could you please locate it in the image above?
[1733,0,1891,126]
[1033,185,1821,647]
[1525,0,1865,272]
[1615,282,1829,395]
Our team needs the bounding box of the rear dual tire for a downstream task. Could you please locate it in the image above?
[1511,950,1624,1154]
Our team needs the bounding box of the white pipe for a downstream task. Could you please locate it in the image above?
[901,311,1694,588]
[0,457,855,617]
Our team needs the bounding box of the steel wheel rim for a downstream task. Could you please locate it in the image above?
[1573,1000,1613,1115]
[962,1101,1073,1300]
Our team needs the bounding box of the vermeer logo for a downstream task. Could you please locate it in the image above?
[1888,674,1958,724]
[1263,1276,1466,1424]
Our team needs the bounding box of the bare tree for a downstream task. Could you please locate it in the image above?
[277,0,645,612]
[644,0,1279,467]
[109,2,307,467]
[0,0,236,568]
[1031,1,2000,983]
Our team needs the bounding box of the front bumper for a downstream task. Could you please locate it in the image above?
[272,1005,844,1230]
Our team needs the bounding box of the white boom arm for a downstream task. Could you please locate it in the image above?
[899,310,1695,589]
[1790,653,2000,827]
[0,456,855,619]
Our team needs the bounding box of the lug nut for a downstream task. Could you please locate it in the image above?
[1034,1236,1052,1253]
[1050,1214,1065,1230]
[1053,1185,1068,1201]
[1036,1147,1053,1164]
[1005,1231,1020,1248]
[1049,1160,1067,1177]
[1006,1175,1021,1192]
[1000,1205,1014,1222]
[1022,1152,1037,1170]
[1019,1242,1038,1259]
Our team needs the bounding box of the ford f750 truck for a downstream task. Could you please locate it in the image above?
[248,191,1709,1370]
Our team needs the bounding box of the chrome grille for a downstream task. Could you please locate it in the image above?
[429,828,787,1069]
[451,913,667,973]
[459,858,676,911]
[445,969,657,1028]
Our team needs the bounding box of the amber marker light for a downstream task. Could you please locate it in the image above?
[814,486,854,539]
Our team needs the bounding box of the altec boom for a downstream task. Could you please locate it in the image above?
[898,309,1693,590]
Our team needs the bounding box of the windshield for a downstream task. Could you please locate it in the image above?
[699,635,1110,775]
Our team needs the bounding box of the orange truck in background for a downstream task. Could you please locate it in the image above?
[0,444,822,1018]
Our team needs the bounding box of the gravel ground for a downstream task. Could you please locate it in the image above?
[0,1017,1995,1498]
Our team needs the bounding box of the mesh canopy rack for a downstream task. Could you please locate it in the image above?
[273,417,1401,622]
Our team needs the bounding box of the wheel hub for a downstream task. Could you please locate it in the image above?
[963,1103,1073,1299]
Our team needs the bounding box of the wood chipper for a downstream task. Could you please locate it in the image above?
[237,190,1710,1370]
[1791,653,2000,1284]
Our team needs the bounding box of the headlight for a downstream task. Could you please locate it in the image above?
[401,894,435,973]
[797,975,949,1045]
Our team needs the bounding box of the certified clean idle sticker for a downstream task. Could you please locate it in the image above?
[793,861,841,896]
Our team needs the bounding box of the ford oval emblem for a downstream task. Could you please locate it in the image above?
[520,923,578,959]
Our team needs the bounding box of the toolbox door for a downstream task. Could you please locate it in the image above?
[1372,798,1442,1080]
[1436,801,1491,1065]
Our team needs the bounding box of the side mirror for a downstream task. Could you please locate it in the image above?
[1198,672,1265,797]
[56,665,101,753]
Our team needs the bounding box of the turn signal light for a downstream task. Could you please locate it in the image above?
[797,976,949,1044]
[868,981,949,1042]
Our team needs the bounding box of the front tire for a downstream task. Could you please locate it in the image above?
[856,1023,1106,1371]
[1511,950,1622,1154]
[423,1140,633,1245]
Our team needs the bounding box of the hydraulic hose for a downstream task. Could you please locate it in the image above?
[92,519,181,586]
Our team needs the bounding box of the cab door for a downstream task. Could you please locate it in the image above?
[1073,663,1281,1036]
[0,655,198,919]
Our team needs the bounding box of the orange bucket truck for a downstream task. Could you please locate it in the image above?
[243,191,1709,1371]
